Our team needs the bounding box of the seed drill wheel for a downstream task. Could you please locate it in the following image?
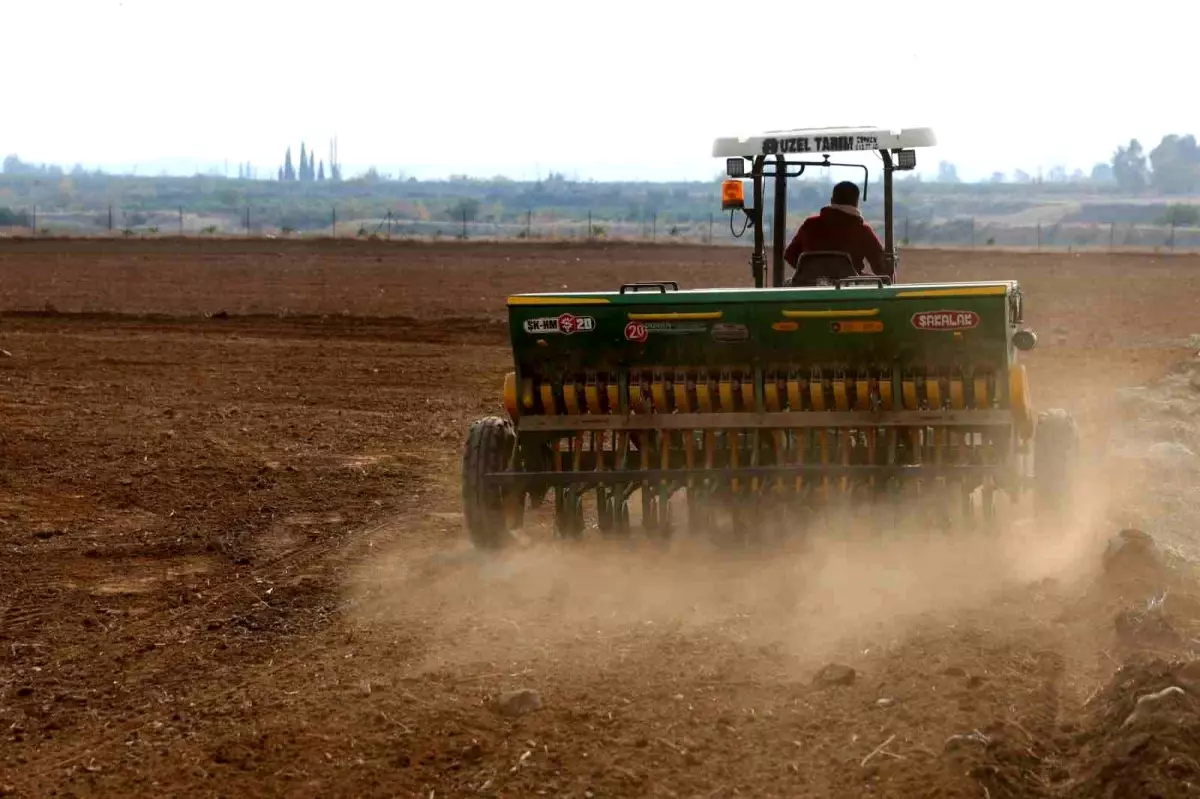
[461,416,519,550]
[1033,408,1079,519]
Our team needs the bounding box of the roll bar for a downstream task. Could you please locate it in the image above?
[727,149,914,288]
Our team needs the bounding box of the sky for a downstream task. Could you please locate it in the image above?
[5,0,1198,182]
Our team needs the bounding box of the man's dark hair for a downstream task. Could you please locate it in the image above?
[830,181,860,206]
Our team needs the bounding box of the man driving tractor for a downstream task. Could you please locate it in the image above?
[783,180,890,280]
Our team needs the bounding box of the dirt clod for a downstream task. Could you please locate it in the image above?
[1122,686,1189,729]
[813,664,856,687]
[1115,606,1183,650]
[494,689,543,717]
[1177,660,1200,692]
[1102,528,1162,577]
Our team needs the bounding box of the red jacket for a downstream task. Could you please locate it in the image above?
[783,206,889,279]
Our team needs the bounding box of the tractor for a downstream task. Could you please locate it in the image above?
[461,126,1078,548]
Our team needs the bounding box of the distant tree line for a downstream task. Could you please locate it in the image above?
[6,131,1198,195]
[277,140,341,183]
[3,155,65,177]
[2,129,1198,237]
[1108,135,1200,194]
[905,133,1199,194]
[0,172,1196,240]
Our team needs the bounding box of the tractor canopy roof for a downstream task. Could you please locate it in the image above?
[712,126,936,158]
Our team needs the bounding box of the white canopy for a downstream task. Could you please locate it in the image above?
[712,126,936,158]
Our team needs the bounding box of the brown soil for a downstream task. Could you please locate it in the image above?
[2,239,1200,798]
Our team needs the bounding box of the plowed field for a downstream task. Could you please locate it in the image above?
[3,239,1200,798]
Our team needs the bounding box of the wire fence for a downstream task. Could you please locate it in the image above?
[2,204,1199,253]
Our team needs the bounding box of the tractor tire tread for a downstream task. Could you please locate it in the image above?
[1034,408,1079,516]
[461,416,515,550]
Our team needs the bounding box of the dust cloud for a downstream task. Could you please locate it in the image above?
[347,358,1198,684]
[348,455,1125,679]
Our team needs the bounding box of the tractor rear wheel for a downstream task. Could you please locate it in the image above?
[1033,409,1079,518]
[462,416,518,550]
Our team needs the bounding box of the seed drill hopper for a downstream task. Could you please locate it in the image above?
[462,127,1078,548]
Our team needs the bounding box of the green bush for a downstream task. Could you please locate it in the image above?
[0,207,30,226]
[1160,204,1200,226]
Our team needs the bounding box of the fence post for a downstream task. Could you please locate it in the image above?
[332,206,337,238]
[461,207,468,240]
[1109,222,1114,253]
[108,204,113,232]
[387,210,392,240]
[1036,222,1041,251]
[32,205,36,234]
[652,212,657,242]
[1169,220,1176,252]
[179,207,184,236]
[970,216,975,249]
[587,210,592,241]
[526,209,532,239]
[709,212,714,245]
[245,206,250,235]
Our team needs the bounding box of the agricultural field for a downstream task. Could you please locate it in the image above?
[3,238,1200,797]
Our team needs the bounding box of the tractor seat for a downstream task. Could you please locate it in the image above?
[787,251,859,287]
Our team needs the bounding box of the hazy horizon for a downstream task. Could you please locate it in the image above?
[6,0,1197,183]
